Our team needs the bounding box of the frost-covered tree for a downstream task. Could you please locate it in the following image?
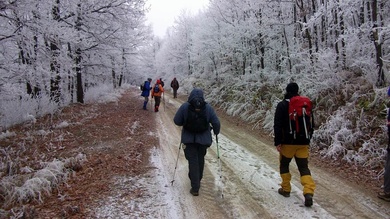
[152,0,390,168]
[0,0,151,128]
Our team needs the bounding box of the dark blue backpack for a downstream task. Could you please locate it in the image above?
[153,84,159,93]
[184,97,209,133]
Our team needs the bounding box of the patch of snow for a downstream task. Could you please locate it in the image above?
[0,131,16,140]
[34,129,49,136]
[54,121,69,129]
[128,121,140,135]
[94,146,183,218]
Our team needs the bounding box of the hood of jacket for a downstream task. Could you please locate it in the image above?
[188,88,204,103]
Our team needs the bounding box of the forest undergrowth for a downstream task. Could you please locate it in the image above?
[0,88,157,218]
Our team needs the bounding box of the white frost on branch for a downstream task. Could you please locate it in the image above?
[1,153,87,208]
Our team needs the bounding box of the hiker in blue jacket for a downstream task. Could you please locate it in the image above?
[173,88,221,196]
[141,78,152,110]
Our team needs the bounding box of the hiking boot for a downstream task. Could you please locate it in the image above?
[304,193,313,207]
[278,188,290,197]
[378,192,390,202]
[190,188,199,196]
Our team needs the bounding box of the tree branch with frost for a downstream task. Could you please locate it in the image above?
[1,153,86,208]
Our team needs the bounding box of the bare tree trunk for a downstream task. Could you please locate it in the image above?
[339,9,346,69]
[371,0,384,86]
[297,0,313,63]
[50,0,61,103]
[67,42,74,102]
[311,0,319,53]
[119,49,125,87]
[210,53,219,81]
[242,55,246,75]
[333,7,340,67]
[76,3,84,103]
[111,56,116,88]
[76,47,83,103]
[321,0,327,46]
[187,52,192,75]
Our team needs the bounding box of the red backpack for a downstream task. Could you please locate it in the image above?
[288,96,314,140]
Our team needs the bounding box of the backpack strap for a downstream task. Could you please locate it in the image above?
[285,99,293,135]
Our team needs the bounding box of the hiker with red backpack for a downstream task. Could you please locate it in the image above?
[273,82,316,207]
[173,88,221,196]
[151,79,164,112]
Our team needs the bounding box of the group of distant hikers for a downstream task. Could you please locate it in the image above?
[139,78,390,206]
[140,77,179,112]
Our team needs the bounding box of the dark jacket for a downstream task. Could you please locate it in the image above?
[141,81,152,97]
[387,101,390,148]
[171,79,179,89]
[274,93,310,146]
[387,105,390,124]
[174,88,220,146]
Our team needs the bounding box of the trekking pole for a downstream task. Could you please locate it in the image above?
[216,135,224,198]
[163,92,166,111]
[150,95,152,109]
[171,143,182,186]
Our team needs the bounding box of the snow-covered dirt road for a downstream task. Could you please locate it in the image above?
[118,91,390,218]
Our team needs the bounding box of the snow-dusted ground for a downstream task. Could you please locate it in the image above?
[94,93,390,219]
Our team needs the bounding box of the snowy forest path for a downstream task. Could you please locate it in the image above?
[5,88,389,218]
[155,89,390,218]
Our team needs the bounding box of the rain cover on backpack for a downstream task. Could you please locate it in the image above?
[184,97,209,133]
[288,96,313,141]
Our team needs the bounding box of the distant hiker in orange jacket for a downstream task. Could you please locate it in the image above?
[151,79,164,112]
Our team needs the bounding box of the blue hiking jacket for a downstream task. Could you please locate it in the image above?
[141,81,152,97]
[173,88,220,146]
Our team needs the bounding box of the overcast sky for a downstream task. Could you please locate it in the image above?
[146,0,209,37]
